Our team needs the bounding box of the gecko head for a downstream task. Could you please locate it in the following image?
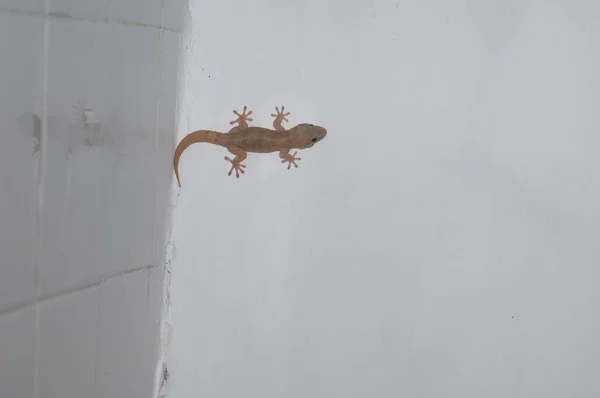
[294,123,327,149]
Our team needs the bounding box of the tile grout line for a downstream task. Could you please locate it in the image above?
[152,23,163,297]
[33,0,51,393]
[0,264,162,318]
[91,267,102,396]
[0,6,179,32]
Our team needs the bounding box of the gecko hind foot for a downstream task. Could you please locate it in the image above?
[229,105,253,128]
[281,151,301,170]
[224,156,247,178]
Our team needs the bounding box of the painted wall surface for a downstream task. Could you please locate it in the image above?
[170,1,600,397]
[0,0,186,397]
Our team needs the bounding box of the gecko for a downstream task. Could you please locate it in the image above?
[173,105,327,186]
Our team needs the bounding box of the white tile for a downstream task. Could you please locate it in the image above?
[0,0,43,13]
[108,0,162,27]
[108,24,161,274]
[0,13,42,311]
[158,31,181,147]
[154,142,173,265]
[0,307,36,398]
[96,269,162,398]
[111,143,157,272]
[49,0,108,20]
[108,24,161,137]
[40,20,117,296]
[44,20,112,140]
[149,266,166,328]
[162,0,189,32]
[38,288,99,398]
[42,21,162,291]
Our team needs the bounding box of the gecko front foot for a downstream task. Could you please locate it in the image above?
[271,106,290,131]
[229,105,253,128]
[280,151,301,170]
[271,106,290,123]
[224,156,247,178]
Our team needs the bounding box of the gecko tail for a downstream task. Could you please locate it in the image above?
[173,130,221,187]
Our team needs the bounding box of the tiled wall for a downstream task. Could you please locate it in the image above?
[0,0,186,396]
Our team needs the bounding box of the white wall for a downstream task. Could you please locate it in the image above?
[0,0,186,397]
[170,0,600,397]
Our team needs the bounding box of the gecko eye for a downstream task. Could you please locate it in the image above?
[311,138,317,142]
